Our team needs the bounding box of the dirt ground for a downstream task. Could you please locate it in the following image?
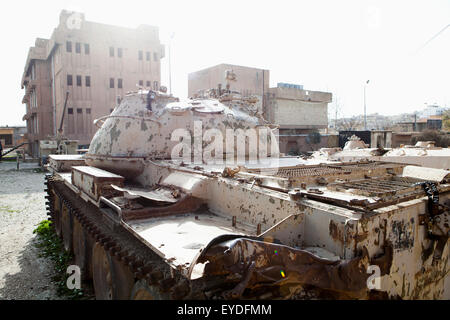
[0,161,60,300]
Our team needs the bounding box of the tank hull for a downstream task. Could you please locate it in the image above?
[45,157,450,300]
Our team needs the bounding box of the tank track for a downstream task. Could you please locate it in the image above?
[44,173,221,299]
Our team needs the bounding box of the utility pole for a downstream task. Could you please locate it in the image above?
[335,96,339,130]
[364,80,370,130]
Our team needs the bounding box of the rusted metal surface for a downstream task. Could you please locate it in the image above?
[48,154,85,172]
[71,166,125,201]
[191,236,392,299]
[247,161,405,186]
[123,213,256,277]
[120,195,203,221]
[51,148,450,299]
[110,185,179,204]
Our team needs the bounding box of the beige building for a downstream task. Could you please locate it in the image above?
[188,63,270,98]
[21,10,164,156]
[264,84,336,154]
[0,126,27,149]
[188,63,333,154]
[265,85,331,130]
[266,84,333,154]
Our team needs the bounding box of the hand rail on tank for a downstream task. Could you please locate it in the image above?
[93,115,162,128]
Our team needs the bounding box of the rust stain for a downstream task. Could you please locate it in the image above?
[329,220,345,244]
[194,236,393,299]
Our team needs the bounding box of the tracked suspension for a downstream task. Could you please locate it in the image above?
[44,174,195,299]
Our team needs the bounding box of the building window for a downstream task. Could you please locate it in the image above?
[75,42,81,54]
[67,74,73,86]
[77,108,82,114]
[110,78,114,88]
[31,64,36,80]
[76,75,82,87]
[146,81,151,87]
[153,52,158,61]
[85,76,91,87]
[0,134,12,146]
[139,80,143,86]
[118,48,123,58]
[68,108,73,114]
[66,41,72,52]
[109,47,114,57]
[146,52,150,61]
[84,43,90,54]
[118,78,123,89]
[138,50,143,60]
[86,108,91,114]
[153,81,158,90]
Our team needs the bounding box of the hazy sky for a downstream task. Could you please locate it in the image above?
[1,0,449,126]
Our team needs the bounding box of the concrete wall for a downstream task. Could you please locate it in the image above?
[391,132,421,147]
[371,131,392,148]
[266,87,331,129]
[188,64,269,97]
[272,99,328,128]
[279,134,337,154]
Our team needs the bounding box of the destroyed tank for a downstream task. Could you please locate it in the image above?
[45,89,450,300]
[312,135,450,170]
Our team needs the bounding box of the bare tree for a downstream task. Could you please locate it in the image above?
[328,93,343,130]
[339,117,363,131]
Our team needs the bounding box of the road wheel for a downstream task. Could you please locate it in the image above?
[92,242,114,300]
[61,203,73,253]
[53,195,62,238]
[72,217,93,280]
[92,243,136,299]
[110,256,135,300]
[130,279,169,300]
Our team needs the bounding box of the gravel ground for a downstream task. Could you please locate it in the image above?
[0,161,60,300]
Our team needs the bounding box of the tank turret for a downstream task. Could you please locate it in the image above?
[85,90,277,178]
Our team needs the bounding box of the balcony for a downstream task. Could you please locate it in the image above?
[21,80,37,104]
[22,107,37,121]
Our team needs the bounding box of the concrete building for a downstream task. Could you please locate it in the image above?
[188,63,270,98]
[188,64,333,154]
[265,85,330,130]
[392,115,443,133]
[418,104,446,118]
[266,84,332,154]
[0,126,27,149]
[21,10,164,156]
